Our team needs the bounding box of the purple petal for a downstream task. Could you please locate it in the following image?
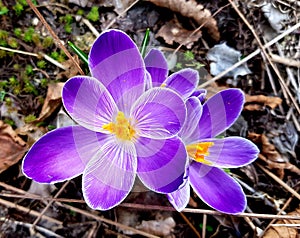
[199,137,259,168]
[191,88,207,103]
[63,76,118,132]
[189,163,246,214]
[22,126,106,183]
[180,97,202,142]
[164,69,199,99]
[89,29,145,114]
[167,180,190,212]
[188,89,244,142]
[144,71,152,91]
[144,49,168,87]
[82,137,137,210]
[136,136,187,193]
[131,88,186,139]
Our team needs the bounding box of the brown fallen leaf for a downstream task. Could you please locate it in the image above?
[262,207,300,238]
[0,121,28,174]
[245,94,282,110]
[35,82,64,122]
[148,0,220,41]
[248,133,300,179]
[136,217,176,236]
[56,55,81,80]
[156,19,202,49]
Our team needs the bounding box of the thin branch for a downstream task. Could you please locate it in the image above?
[199,21,300,88]
[57,202,160,238]
[0,46,66,70]
[0,198,62,225]
[26,0,84,75]
[180,213,202,238]
[229,0,300,114]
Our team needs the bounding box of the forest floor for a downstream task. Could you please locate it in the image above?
[0,0,300,237]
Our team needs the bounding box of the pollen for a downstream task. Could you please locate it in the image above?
[102,111,136,141]
[186,142,214,165]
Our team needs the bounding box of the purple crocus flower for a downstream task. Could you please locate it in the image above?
[144,49,259,214]
[22,30,188,210]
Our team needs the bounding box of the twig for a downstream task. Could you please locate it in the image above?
[0,218,64,238]
[82,18,100,37]
[56,202,160,238]
[0,198,62,225]
[1,182,300,221]
[199,21,300,88]
[120,203,300,220]
[26,0,84,75]
[32,181,69,228]
[227,0,300,113]
[260,190,297,237]
[0,46,66,70]
[256,163,300,200]
[173,3,230,55]
[104,0,140,30]
[270,53,300,68]
[180,213,201,238]
[202,214,207,238]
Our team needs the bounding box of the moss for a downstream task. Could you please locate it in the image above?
[0,6,9,15]
[7,37,19,48]
[87,6,99,22]
[13,2,24,16]
[37,60,46,69]
[42,36,53,48]
[24,114,37,123]
[14,28,22,38]
[23,27,35,43]
[25,64,33,75]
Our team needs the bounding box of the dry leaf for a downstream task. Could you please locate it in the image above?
[261,3,290,33]
[148,0,219,41]
[245,94,282,110]
[156,19,202,48]
[56,56,81,80]
[207,42,251,79]
[262,207,300,238]
[0,121,28,173]
[248,133,300,178]
[35,82,64,122]
[136,217,176,236]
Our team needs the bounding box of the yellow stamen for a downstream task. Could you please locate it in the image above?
[186,142,214,165]
[102,111,136,141]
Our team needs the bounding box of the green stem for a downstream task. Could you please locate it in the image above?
[140,28,150,58]
[67,41,88,66]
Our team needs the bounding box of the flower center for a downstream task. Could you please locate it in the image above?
[186,142,214,165]
[102,111,136,141]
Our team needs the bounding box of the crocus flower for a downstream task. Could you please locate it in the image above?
[144,49,259,214]
[22,30,188,210]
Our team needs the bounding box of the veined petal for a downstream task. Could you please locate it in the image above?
[63,76,118,132]
[167,179,190,212]
[136,136,187,193]
[131,88,186,139]
[180,97,202,143]
[191,88,207,104]
[189,163,246,214]
[22,126,106,183]
[144,49,168,87]
[144,70,153,91]
[82,137,137,210]
[164,69,199,99]
[188,89,244,142]
[89,29,145,114]
[199,137,259,168]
